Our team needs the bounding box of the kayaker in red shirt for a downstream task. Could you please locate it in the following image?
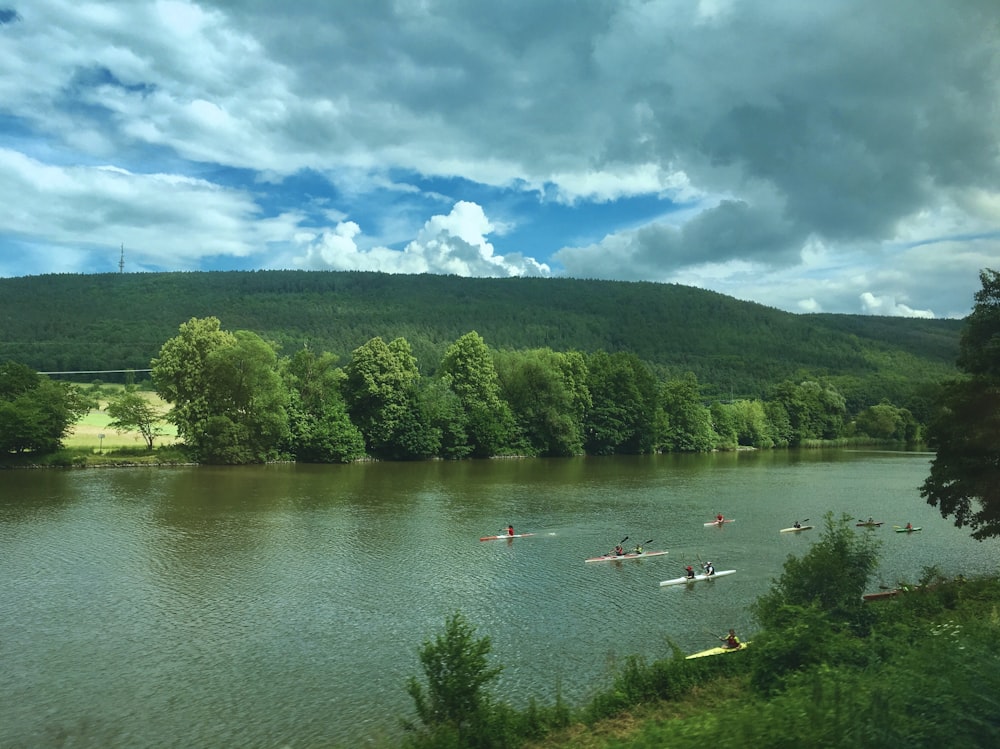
[716,513,724,524]
[721,629,741,649]
[506,525,515,536]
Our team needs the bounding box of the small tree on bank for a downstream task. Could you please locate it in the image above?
[404,612,504,748]
[105,390,166,450]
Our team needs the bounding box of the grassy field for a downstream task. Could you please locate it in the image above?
[65,388,178,451]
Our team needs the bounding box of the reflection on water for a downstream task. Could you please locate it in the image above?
[1,451,994,747]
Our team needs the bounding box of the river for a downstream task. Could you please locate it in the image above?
[1,449,996,747]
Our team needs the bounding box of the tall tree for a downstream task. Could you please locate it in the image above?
[439,332,517,457]
[495,348,590,457]
[921,269,1000,540]
[341,336,423,458]
[584,351,658,455]
[658,372,716,452]
[151,318,289,463]
[281,348,365,463]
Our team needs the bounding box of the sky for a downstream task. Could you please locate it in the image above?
[1,1,998,319]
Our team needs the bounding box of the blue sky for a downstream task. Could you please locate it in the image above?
[1,1,998,318]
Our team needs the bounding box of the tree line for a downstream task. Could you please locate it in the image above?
[0,270,961,411]
[141,317,922,464]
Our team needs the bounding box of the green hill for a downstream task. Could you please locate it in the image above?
[0,271,962,406]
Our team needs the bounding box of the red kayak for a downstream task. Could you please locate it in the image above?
[479,533,535,541]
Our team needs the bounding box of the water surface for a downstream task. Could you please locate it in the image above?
[1,450,994,747]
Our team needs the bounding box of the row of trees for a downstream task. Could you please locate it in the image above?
[141,316,920,465]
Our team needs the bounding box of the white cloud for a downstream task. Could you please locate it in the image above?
[294,201,551,278]
[0,0,997,317]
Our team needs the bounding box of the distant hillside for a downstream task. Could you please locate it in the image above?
[0,270,963,405]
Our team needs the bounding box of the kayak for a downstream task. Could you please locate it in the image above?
[685,641,750,659]
[894,527,922,533]
[856,521,884,527]
[660,569,736,586]
[479,533,535,541]
[780,525,814,533]
[585,550,668,563]
[704,519,734,526]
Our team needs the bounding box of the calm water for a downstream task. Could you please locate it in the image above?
[1,450,996,747]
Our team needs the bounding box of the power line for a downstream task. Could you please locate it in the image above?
[38,369,153,375]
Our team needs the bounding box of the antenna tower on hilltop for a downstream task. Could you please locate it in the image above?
[119,244,125,273]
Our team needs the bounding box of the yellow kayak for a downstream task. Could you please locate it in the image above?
[685,641,750,659]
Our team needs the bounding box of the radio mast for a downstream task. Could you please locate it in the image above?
[119,244,125,273]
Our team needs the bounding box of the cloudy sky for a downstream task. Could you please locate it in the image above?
[1,0,998,318]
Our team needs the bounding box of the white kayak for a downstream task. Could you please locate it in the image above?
[779,525,814,533]
[585,550,668,563]
[479,533,535,541]
[704,519,734,526]
[660,569,736,586]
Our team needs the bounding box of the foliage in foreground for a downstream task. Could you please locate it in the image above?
[400,519,1000,749]
[921,267,1000,540]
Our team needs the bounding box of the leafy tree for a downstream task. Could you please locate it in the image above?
[749,512,881,694]
[495,348,591,457]
[151,318,289,463]
[0,361,89,454]
[584,351,658,455]
[752,512,880,633]
[921,268,1000,540]
[342,336,422,458]
[281,348,365,463]
[105,390,166,450]
[404,612,504,747]
[658,372,716,452]
[853,401,919,442]
[769,379,847,443]
[417,377,471,460]
[439,332,518,457]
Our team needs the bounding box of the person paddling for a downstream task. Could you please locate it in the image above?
[506,525,515,536]
[720,628,741,649]
[703,561,716,576]
[685,565,696,579]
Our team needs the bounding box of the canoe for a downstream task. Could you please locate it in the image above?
[685,641,750,659]
[660,569,736,586]
[856,521,884,527]
[585,550,668,563]
[704,519,734,526]
[894,527,922,533]
[479,533,535,541]
[780,525,814,533]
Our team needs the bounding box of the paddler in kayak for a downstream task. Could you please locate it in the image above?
[720,628,741,649]
[506,525,515,536]
[631,543,644,554]
[613,544,625,556]
[715,513,725,524]
[685,565,696,579]
[703,561,716,576]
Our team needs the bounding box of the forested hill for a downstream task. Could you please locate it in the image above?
[0,270,963,400]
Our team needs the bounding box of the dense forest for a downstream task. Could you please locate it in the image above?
[0,270,962,405]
